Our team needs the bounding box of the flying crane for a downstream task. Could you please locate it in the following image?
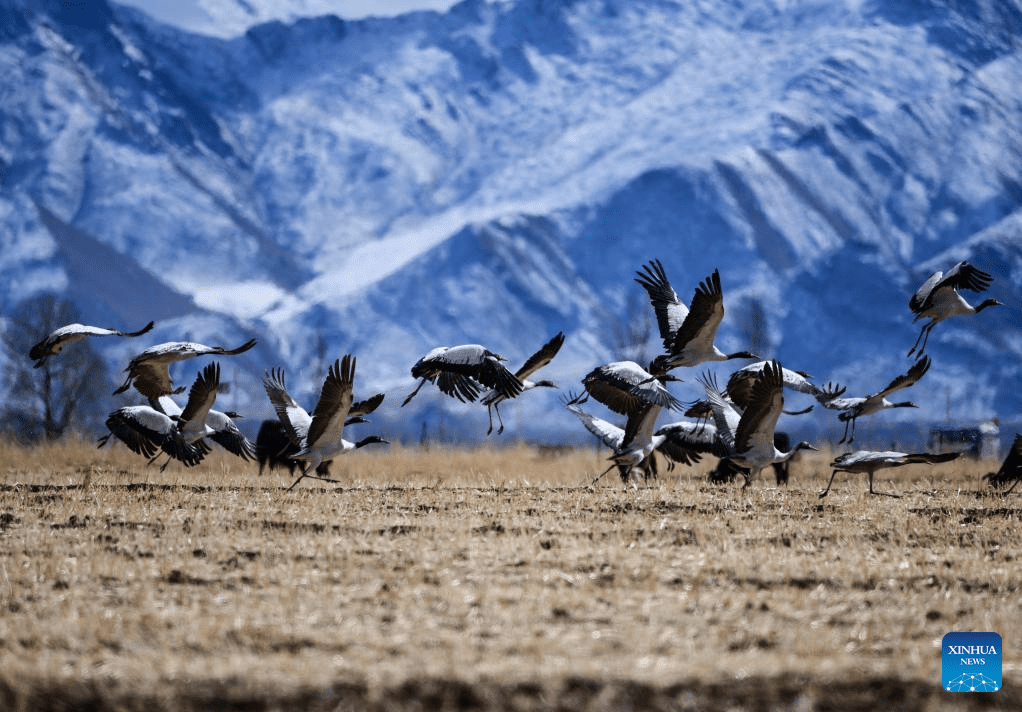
[29,320,154,368]
[263,355,387,491]
[907,260,1002,357]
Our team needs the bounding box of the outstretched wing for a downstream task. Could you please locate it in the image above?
[941,261,993,294]
[31,320,154,367]
[350,392,385,418]
[206,412,257,461]
[732,360,784,456]
[635,259,689,351]
[904,451,962,466]
[263,368,311,447]
[670,270,724,357]
[873,355,930,399]
[216,338,258,356]
[584,361,681,414]
[699,371,741,454]
[515,332,565,381]
[563,394,625,450]
[306,356,355,450]
[178,362,221,437]
[655,420,721,465]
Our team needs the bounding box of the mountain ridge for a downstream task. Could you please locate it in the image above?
[1,0,1020,444]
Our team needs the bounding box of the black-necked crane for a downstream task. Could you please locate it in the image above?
[818,355,930,444]
[700,359,817,489]
[652,419,721,474]
[578,360,683,415]
[480,331,565,434]
[263,355,387,491]
[149,362,256,463]
[565,391,718,485]
[907,260,1002,357]
[634,259,757,373]
[98,363,238,470]
[726,361,845,414]
[29,320,154,368]
[114,338,257,400]
[401,344,523,407]
[98,405,206,468]
[683,361,841,428]
[819,450,962,498]
[983,433,1022,494]
[564,394,653,485]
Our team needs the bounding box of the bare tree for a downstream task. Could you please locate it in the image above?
[735,296,772,360]
[611,289,655,365]
[1,294,111,442]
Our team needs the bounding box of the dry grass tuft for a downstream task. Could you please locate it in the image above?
[0,438,1018,710]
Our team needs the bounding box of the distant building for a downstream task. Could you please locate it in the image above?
[929,420,1000,459]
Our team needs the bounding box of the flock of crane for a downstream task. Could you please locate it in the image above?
[27,258,1020,497]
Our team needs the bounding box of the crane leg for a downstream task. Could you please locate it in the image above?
[487,403,505,435]
[818,468,841,498]
[401,379,428,407]
[590,462,617,487]
[285,463,313,492]
[839,417,855,444]
[1002,478,1020,494]
[741,468,756,489]
[908,321,934,357]
[868,472,901,498]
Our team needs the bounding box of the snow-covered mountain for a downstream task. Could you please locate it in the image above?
[2,0,1020,446]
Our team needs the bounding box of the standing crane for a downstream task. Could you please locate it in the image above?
[908,261,1002,357]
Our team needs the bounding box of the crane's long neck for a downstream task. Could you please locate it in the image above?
[778,442,814,463]
[975,298,1002,314]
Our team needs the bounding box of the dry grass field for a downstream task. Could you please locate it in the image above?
[0,437,1019,711]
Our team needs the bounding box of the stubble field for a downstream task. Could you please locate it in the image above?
[0,438,1019,711]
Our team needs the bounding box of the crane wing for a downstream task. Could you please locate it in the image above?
[564,396,624,450]
[699,371,741,454]
[217,338,258,356]
[941,261,993,294]
[262,368,311,447]
[350,392,385,418]
[635,259,689,351]
[670,270,724,356]
[732,360,784,456]
[655,420,721,464]
[178,362,220,434]
[306,356,355,449]
[206,412,257,461]
[515,332,565,380]
[873,355,930,399]
[908,270,944,314]
[584,361,681,414]
[119,360,175,400]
